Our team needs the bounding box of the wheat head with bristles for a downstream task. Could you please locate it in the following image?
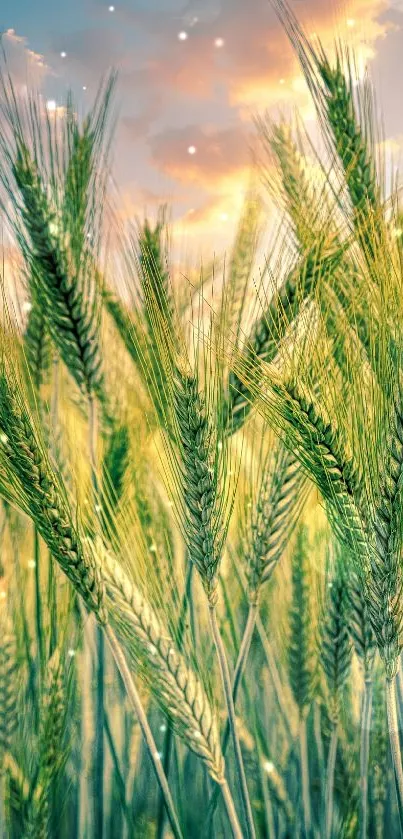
[13,145,104,399]
[103,549,225,785]
[247,442,307,604]
[0,367,105,620]
[0,612,18,774]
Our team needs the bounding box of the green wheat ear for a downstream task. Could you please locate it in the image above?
[13,144,104,400]
[0,612,18,773]
[0,370,106,621]
[272,1,382,261]
[247,443,307,604]
[369,375,403,678]
[24,284,52,392]
[347,570,376,676]
[218,187,263,349]
[226,240,343,433]
[63,118,95,269]
[139,209,173,331]
[320,555,352,723]
[263,116,377,379]
[25,651,67,838]
[317,54,378,229]
[172,365,223,604]
[288,524,317,717]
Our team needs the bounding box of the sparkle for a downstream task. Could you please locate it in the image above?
[159,723,167,732]
[214,37,225,48]
[46,100,57,112]
[108,4,115,10]
[60,51,67,58]
[154,752,163,761]
[178,31,188,41]
[346,18,355,27]
[0,434,8,444]
[95,504,102,513]
[279,78,285,85]
[0,591,6,600]
[22,301,32,313]
[149,544,157,553]
[187,145,197,155]
[27,560,36,569]
[220,212,228,221]
[68,649,76,658]
[263,760,275,774]
[83,86,87,91]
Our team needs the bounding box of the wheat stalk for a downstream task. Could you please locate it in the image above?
[320,558,352,838]
[347,571,376,839]
[288,525,316,835]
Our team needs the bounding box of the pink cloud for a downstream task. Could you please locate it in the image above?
[149,123,255,185]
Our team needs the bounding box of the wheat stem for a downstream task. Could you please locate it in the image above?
[220,778,244,839]
[256,614,295,740]
[232,603,258,708]
[206,602,258,830]
[0,773,5,835]
[33,527,44,681]
[221,603,258,761]
[386,676,403,832]
[104,711,136,835]
[156,558,193,839]
[88,394,105,839]
[299,714,312,837]
[208,604,255,839]
[104,624,183,839]
[325,723,338,839]
[48,358,59,658]
[314,701,325,779]
[360,676,373,839]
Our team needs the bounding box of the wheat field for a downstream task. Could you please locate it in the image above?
[1,1,403,837]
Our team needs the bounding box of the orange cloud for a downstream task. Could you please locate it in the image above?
[122,0,390,112]
[149,124,255,185]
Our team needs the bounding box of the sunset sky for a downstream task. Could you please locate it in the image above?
[2,0,403,256]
